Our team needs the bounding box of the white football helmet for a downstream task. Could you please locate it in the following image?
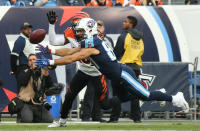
[75,18,98,39]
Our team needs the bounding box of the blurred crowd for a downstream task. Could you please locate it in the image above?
[0,0,199,7]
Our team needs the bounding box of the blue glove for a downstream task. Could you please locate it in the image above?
[35,44,51,57]
[35,58,51,69]
[36,53,46,60]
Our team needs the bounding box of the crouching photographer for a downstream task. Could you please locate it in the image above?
[8,54,64,123]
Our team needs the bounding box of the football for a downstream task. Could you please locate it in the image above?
[29,29,46,44]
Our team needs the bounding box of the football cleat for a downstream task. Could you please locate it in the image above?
[172,92,189,113]
[48,119,67,127]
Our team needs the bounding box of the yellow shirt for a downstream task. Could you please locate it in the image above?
[120,33,144,66]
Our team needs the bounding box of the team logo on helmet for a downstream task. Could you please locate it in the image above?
[87,20,95,29]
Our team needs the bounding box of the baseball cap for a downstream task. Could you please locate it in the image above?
[97,20,104,26]
[20,22,32,30]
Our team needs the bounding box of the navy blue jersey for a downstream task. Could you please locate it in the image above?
[12,34,35,65]
[81,35,122,81]
[12,36,27,65]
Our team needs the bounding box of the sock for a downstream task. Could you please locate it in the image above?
[147,91,172,102]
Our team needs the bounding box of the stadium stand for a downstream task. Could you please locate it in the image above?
[0,0,198,5]
[0,0,7,5]
[0,0,35,6]
[23,0,35,6]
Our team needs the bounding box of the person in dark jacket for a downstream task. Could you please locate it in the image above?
[113,16,144,123]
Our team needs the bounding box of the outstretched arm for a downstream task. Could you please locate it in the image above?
[54,48,99,65]
[54,46,81,56]
[35,44,81,57]
[35,48,99,67]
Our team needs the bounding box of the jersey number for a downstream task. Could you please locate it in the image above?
[102,42,116,61]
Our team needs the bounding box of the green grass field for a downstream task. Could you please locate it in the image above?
[1,120,200,130]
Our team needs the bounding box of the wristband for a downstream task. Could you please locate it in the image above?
[49,48,56,55]
[49,60,55,65]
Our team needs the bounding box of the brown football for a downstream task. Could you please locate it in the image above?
[29,29,46,44]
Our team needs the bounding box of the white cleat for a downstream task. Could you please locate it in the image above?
[48,119,67,127]
[158,88,166,107]
[172,92,189,113]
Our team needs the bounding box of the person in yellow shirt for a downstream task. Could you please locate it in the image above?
[113,16,144,123]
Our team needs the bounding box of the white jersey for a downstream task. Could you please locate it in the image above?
[76,59,101,76]
[67,37,101,76]
[48,24,101,76]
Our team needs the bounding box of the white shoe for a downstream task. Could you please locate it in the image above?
[48,119,67,127]
[172,92,189,113]
[158,88,166,107]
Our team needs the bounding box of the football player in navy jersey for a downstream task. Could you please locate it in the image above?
[36,18,189,125]
[38,11,121,127]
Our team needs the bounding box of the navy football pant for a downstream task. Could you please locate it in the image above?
[111,64,172,102]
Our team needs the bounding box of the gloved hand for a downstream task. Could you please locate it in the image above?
[47,10,58,24]
[35,44,53,56]
[35,58,51,69]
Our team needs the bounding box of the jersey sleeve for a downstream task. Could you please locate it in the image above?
[12,36,26,56]
[64,27,76,39]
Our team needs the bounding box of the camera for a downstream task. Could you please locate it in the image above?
[43,101,52,111]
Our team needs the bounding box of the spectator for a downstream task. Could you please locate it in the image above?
[34,0,56,6]
[155,0,163,5]
[87,0,112,6]
[113,16,144,123]
[143,0,163,6]
[5,0,25,6]
[185,0,199,5]
[10,22,35,79]
[83,0,90,5]
[115,0,123,6]
[124,0,142,6]
[10,22,35,83]
[23,0,35,6]
[65,0,86,6]
[10,54,54,123]
[115,0,144,6]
